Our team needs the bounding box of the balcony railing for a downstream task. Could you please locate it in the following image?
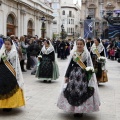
[67,14,75,18]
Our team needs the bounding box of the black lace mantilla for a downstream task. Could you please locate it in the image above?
[0,59,19,100]
[64,67,94,106]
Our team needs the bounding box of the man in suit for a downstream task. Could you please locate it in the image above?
[86,37,94,52]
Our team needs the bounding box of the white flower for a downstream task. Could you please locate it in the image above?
[98,56,106,62]
[85,66,94,72]
[38,55,42,58]
[73,52,78,59]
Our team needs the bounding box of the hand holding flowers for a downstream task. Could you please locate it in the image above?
[38,55,42,61]
[97,56,106,63]
[1,53,7,61]
[85,67,94,81]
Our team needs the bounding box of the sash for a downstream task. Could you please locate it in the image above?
[3,58,16,77]
[94,49,100,58]
[0,58,19,100]
[74,53,86,69]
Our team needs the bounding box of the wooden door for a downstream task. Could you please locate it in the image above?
[7,24,15,36]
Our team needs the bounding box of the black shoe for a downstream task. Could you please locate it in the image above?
[74,113,83,118]
[43,80,47,83]
[3,108,12,112]
[27,68,31,70]
[48,80,51,83]
[22,70,27,72]
[31,72,35,75]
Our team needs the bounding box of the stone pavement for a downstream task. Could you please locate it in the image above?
[0,58,120,120]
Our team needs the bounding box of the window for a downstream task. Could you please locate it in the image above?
[67,19,69,24]
[67,28,69,33]
[69,11,72,17]
[62,10,65,15]
[7,14,14,25]
[71,19,72,24]
[69,19,70,24]
[73,28,74,33]
[63,19,65,24]
[88,8,96,18]
[28,20,33,29]
[7,14,16,36]
[53,21,57,24]
[69,28,70,33]
[27,20,33,36]
[71,28,72,33]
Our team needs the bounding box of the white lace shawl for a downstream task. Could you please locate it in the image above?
[91,43,104,54]
[41,45,54,55]
[0,43,24,90]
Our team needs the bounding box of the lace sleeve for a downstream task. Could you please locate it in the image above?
[9,52,16,70]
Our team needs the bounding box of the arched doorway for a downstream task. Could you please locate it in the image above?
[27,20,33,36]
[7,14,16,36]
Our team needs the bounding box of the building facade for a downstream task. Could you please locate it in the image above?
[61,0,81,40]
[50,0,61,38]
[0,0,54,38]
[80,0,120,38]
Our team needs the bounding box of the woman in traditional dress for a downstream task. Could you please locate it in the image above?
[57,38,100,117]
[0,38,25,112]
[36,40,59,83]
[91,38,108,84]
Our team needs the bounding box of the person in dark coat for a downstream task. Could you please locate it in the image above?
[26,39,32,70]
[65,41,70,56]
[86,37,94,52]
[53,39,57,53]
[29,38,40,75]
[59,41,66,60]
[57,40,61,58]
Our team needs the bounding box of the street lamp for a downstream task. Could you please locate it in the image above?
[61,24,64,41]
[41,16,46,38]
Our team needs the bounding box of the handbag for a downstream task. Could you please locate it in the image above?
[98,71,108,83]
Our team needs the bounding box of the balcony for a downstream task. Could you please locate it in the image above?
[67,14,75,18]
[67,33,73,36]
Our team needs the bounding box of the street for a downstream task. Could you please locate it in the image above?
[0,58,120,120]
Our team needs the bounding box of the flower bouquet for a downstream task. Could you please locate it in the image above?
[97,56,106,70]
[97,56,106,63]
[1,53,7,61]
[85,67,94,81]
[38,55,42,61]
[38,55,42,58]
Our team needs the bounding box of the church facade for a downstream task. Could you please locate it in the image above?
[80,0,120,38]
